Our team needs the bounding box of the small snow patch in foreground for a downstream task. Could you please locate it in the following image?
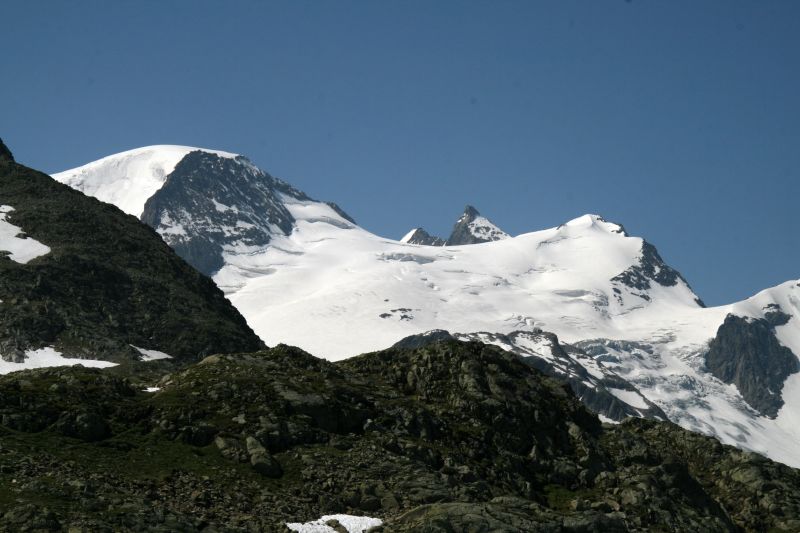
[285,514,382,533]
[598,414,621,425]
[143,387,161,393]
[0,205,51,264]
[132,345,172,361]
[0,347,117,375]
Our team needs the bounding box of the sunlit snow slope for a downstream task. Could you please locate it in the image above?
[218,209,699,359]
[55,146,800,467]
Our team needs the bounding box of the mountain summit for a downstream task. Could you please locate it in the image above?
[55,146,354,277]
[139,150,327,276]
[445,205,510,245]
[53,145,239,218]
[400,205,509,247]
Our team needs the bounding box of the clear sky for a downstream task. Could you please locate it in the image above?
[2,0,798,306]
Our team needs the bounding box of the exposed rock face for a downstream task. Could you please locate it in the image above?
[0,138,13,162]
[521,334,668,422]
[141,151,356,276]
[0,142,264,362]
[1,341,800,531]
[705,311,798,417]
[54,146,356,279]
[400,228,445,246]
[611,241,705,307]
[401,206,509,247]
[445,205,509,245]
[141,151,310,276]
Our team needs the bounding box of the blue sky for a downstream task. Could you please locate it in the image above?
[2,0,798,305]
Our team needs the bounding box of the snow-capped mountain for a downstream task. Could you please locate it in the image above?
[57,146,354,276]
[0,139,263,374]
[54,145,800,467]
[400,228,445,246]
[445,205,509,245]
[399,205,509,246]
[53,145,239,218]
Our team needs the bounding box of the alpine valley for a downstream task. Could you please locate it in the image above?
[1,137,799,532]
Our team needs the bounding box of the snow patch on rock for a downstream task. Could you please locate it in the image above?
[285,514,382,533]
[0,347,117,375]
[0,205,50,263]
[132,345,172,361]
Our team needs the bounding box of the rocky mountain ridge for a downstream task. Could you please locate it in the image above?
[0,139,264,369]
[399,228,444,246]
[139,150,335,276]
[399,205,510,246]
[445,204,510,245]
[55,147,354,278]
[1,340,799,532]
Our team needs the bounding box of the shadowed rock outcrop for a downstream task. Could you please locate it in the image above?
[705,311,798,417]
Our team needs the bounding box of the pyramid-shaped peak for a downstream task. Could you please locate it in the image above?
[461,205,481,219]
[446,205,509,245]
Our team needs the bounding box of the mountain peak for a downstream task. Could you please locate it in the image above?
[563,214,627,235]
[140,149,308,276]
[445,205,509,245]
[0,138,14,163]
[52,145,239,217]
[400,228,445,246]
[461,204,481,219]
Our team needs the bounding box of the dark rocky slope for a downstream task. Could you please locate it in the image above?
[0,138,264,363]
[1,340,799,532]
